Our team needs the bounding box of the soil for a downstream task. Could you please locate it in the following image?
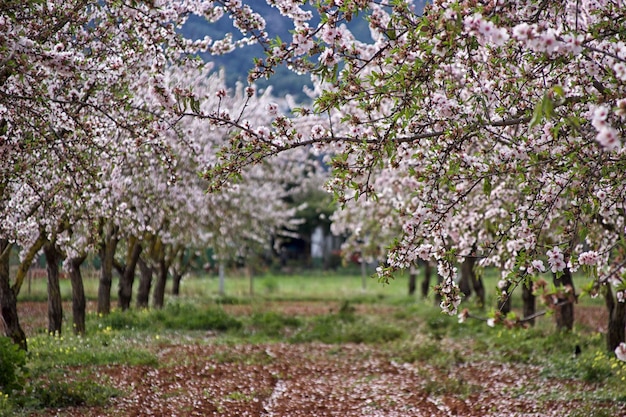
[16,301,623,417]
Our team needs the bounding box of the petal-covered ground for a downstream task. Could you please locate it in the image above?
[18,301,623,417]
[30,342,621,417]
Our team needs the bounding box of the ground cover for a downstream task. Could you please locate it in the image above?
[3,271,626,416]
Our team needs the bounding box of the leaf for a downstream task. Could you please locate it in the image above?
[542,94,554,118]
[528,97,544,131]
[551,85,565,98]
[190,96,201,114]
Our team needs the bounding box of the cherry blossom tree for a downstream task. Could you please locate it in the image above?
[205,0,626,351]
[0,0,269,348]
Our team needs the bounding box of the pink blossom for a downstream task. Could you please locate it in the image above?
[310,124,326,139]
[321,26,340,44]
[266,102,279,116]
[531,259,546,273]
[319,49,337,66]
[614,62,626,82]
[616,343,626,362]
[616,99,626,118]
[596,127,621,151]
[547,246,566,273]
[578,251,600,266]
[512,22,534,41]
[293,32,314,56]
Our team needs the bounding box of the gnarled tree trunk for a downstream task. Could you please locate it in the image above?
[136,257,153,309]
[553,268,576,331]
[522,280,536,326]
[420,260,432,298]
[152,257,168,309]
[97,221,118,315]
[408,263,417,296]
[498,282,512,315]
[44,242,63,335]
[605,285,626,352]
[0,240,26,350]
[459,257,485,307]
[116,237,142,311]
[67,255,87,335]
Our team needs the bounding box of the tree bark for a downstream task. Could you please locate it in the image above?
[522,279,536,326]
[117,237,142,311]
[605,285,626,351]
[67,255,87,335]
[552,268,576,331]
[498,282,512,315]
[458,258,472,299]
[471,267,485,308]
[136,257,153,308]
[408,263,417,296]
[0,240,27,350]
[171,248,188,296]
[152,257,168,309]
[420,260,431,298]
[44,242,64,336]
[97,222,118,315]
[172,271,182,296]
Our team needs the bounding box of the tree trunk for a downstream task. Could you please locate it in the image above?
[471,266,485,308]
[605,285,626,351]
[97,222,118,315]
[117,238,142,311]
[0,240,27,350]
[67,255,87,336]
[553,268,576,331]
[421,260,431,298]
[136,257,153,308]
[152,257,168,309]
[498,282,512,315]
[522,279,536,326]
[458,258,472,299]
[171,248,188,296]
[172,272,182,296]
[408,263,417,296]
[44,242,63,336]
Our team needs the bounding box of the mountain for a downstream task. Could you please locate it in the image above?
[179,2,426,100]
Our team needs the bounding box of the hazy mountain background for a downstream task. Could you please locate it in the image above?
[180,2,427,101]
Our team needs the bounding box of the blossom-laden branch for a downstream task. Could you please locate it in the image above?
[199,0,626,317]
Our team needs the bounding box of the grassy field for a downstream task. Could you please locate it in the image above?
[2,267,624,416]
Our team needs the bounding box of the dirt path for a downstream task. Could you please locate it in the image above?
[30,341,621,417]
[19,301,620,416]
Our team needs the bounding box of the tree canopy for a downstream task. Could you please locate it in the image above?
[2,0,626,354]
[203,0,626,337]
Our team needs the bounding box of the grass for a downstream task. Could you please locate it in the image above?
[6,267,626,415]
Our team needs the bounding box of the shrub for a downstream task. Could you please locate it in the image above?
[0,337,26,393]
[28,377,119,408]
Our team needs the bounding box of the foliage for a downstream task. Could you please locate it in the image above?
[96,301,243,333]
[27,332,158,369]
[0,336,26,393]
[24,373,119,409]
[289,304,405,344]
[201,0,626,331]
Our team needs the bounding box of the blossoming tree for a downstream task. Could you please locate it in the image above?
[0,0,295,348]
[205,0,626,351]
